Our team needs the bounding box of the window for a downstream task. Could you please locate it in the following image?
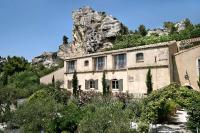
[89,80,95,88]
[114,54,126,69]
[136,53,144,62]
[95,57,105,70]
[84,60,89,66]
[85,79,98,90]
[112,79,119,89]
[67,80,72,89]
[111,79,123,90]
[68,60,76,73]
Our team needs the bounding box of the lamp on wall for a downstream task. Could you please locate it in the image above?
[184,70,189,80]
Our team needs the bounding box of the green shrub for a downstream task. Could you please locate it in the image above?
[79,98,134,133]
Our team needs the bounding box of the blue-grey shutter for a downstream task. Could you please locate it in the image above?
[119,79,123,91]
[95,80,98,90]
[67,80,71,89]
[85,80,89,90]
[105,79,110,88]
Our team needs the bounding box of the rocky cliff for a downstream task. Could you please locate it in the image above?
[57,6,128,59]
[33,6,128,65]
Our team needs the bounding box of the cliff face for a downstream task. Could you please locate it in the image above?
[57,6,128,59]
[33,6,128,65]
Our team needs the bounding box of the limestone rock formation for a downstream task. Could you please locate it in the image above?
[57,6,128,59]
[32,52,60,68]
[147,28,168,36]
[175,20,186,32]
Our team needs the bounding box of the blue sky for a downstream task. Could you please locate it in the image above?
[0,0,200,61]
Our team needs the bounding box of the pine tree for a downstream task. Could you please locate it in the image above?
[72,70,78,97]
[138,24,147,36]
[63,35,68,44]
[102,71,107,96]
[146,68,153,94]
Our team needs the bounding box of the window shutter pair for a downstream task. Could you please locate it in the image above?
[85,80,98,90]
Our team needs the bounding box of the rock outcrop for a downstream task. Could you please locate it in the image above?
[32,52,60,68]
[57,6,128,59]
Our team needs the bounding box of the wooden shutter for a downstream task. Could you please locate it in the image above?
[85,80,89,90]
[106,79,111,93]
[67,80,71,89]
[105,79,110,88]
[95,80,98,90]
[93,58,96,71]
[66,61,68,73]
[119,79,123,91]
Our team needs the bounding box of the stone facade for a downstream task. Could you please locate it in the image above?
[63,41,178,94]
[40,38,200,93]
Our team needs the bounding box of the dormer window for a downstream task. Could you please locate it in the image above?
[136,53,144,62]
[84,60,89,66]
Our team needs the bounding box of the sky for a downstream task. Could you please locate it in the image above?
[0,0,200,61]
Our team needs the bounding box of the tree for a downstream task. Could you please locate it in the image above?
[72,71,78,97]
[102,71,107,96]
[198,76,200,89]
[2,56,29,76]
[52,75,55,87]
[146,68,153,94]
[63,35,68,44]
[13,90,63,132]
[184,18,193,29]
[163,21,177,34]
[138,25,147,36]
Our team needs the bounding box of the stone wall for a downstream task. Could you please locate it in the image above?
[40,68,64,87]
[174,45,200,90]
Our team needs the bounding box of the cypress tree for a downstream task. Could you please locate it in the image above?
[52,75,55,87]
[146,68,153,94]
[102,71,107,96]
[72,70,78,97]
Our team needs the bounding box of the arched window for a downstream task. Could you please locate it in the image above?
[136,53,144,62]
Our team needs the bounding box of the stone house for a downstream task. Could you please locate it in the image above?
[40,38,200,94]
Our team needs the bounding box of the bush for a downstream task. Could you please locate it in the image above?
[140,83,200,131]
[13,89,63,133]
[79,98,134,133]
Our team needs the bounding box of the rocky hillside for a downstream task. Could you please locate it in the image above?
[32,52,60,68]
